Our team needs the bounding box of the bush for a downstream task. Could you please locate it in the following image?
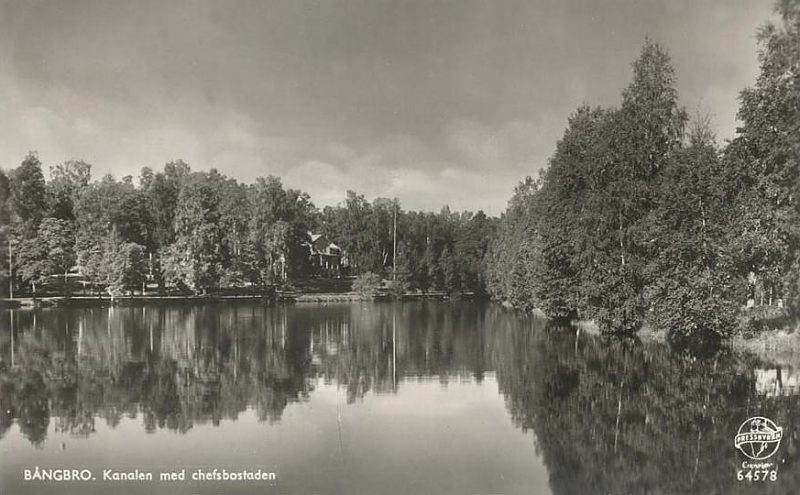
[353,272,381,298]
[386,277,410,299]
[649,269,740,353]
[739,305,793,337]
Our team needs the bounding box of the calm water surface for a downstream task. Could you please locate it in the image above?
[1,302,798,495]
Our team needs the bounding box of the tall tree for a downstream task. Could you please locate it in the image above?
[74,174,148,248]
[80,229,146,299]
[321,191,375,273]
[579,41,686,333]
[0,170,12,296]
[166,171,225,292]
[454,211,494,294]
[217,178,250,285]
[727,0,800,318]
[645,121,743,348]
[244,175,315,284]
[15,218,76,295]
[141,161,189,250]
[485,176,541,310]
[47,160,91,221]
[9,152,48,235]
[535,107,610,319]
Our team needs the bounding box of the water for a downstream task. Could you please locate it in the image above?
[0,301,797,495]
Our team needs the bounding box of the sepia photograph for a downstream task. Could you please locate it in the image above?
[0,1,798,494]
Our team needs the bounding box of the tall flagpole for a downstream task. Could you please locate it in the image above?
[392,199,397,281]
[8,238,12,299]
[392,309,397,391]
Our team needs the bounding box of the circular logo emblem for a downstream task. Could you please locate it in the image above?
[734,417,783,460]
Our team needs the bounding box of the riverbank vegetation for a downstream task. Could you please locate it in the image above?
[486,2,800,346]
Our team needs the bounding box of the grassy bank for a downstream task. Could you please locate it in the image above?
[0,289,461,308]
[287,293,368,303]
[499,298,800,359]
[731,328,800,363]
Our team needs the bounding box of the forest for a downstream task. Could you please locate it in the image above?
[1,1,798,347]
[485,3,800,345]
[0,156,494,299]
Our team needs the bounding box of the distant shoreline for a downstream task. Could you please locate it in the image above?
[0,290,470,308]
[5,295,795,360]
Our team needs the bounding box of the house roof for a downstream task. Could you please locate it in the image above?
[307,232,342,251]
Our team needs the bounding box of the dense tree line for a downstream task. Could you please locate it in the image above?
[0,158,323,297]
[319,192,495,295]
[487,2,800,344]
[0,159,494,298]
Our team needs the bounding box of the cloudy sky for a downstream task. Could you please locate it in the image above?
[0,0,776,214]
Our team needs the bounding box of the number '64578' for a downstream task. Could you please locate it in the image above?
[737,470,777,481]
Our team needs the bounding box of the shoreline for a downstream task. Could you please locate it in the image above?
[5,295,797,360]
[497,299,800,360]
[731,329,800,364]
[0,290,471,308]
[0,294,277,309]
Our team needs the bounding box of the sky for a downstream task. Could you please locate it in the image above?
[0,0,777,215]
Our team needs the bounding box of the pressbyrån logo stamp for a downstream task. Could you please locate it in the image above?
[734,416,783,461]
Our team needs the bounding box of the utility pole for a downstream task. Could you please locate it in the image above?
[392,198,397,281]
[8,237,13,299]
[392,308,397,391]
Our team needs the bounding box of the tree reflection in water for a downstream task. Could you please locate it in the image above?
[1,304,316,441]
[492,319,800,495]
[0,302,797,494]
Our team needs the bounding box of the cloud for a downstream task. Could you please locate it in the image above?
[0,75,307,181]
[446,119,553,172]
[0,76,551,216]
[271,120,547,215]
[0,0,776,216]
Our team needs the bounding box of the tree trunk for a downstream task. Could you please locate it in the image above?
[613,382,623,454]
[692,429,702,484]
[700,199,706,229]
[619,211,625,267]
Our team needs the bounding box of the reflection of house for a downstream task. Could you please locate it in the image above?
[305,232,348,276]
[310,318,349,366]
[755,367,800,397]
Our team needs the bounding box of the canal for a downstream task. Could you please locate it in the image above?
[1,301,797,494]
